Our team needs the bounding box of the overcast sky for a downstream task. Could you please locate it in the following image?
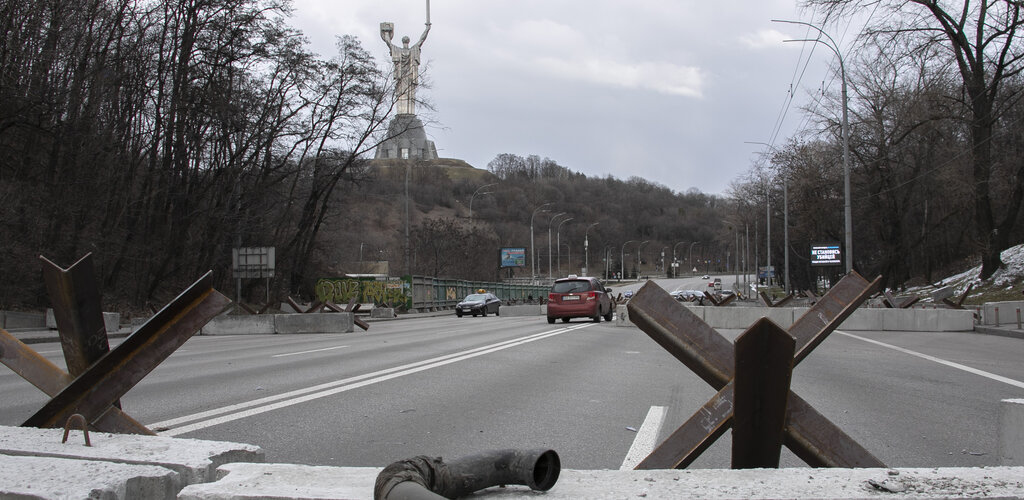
[288,1,845,195]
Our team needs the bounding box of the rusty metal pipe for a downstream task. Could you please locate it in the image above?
[374,448,560,500]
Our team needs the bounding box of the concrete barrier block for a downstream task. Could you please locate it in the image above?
[881,308,915,331]
[981,301,1024,326]
[614,304,632,327]
[931,286,955,301]
[104,311,121,332]
[939,309,976,331]
[177,464,1024,499]
[1000,399,1024,465]
[202,315,276,335]
[912,308,940,331]
[761,307,796,329]
[45,309,121,332]
[0,454,181,500]
[0,425,263,485]
[500,305,541,317]
[370,307,396,318]
[275,313,353,334]
[838,308,884,331]
[0,310,46,329]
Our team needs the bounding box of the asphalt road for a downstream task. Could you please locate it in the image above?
[2,285,1023,470]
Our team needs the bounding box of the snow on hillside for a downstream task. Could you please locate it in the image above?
[909,243,1024,299]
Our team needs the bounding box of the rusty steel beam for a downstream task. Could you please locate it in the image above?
[0,329,153,434]
[790,272,882,364]
[732,319,794,469]
[636,382,734,469]
[784,392,884,468]
[39,254,110,377]
[773,293,795,307]
[23,272,229,429]
[627,283,734,389]
[629,276,885,469]
[0,329,73,395]
[346,298,370,331]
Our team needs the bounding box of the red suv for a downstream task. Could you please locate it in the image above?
[547,275,614,324]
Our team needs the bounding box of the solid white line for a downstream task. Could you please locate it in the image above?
[620,405,666,470]
[272,345,348,358]
[837,330,1024,390]
[152,324,594,436]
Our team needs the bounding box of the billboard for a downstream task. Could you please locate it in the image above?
[810,243,842,267]
[500,247,526,268]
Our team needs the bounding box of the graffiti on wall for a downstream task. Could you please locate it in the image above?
[315,277,411,308]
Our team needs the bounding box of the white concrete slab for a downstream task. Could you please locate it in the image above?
[275,313,353,334]
[202,315,276,335]
[1000,399,1024,466]
[178,463,376,500]
[178,464,1024,499]
[0,454,181,500]
[500,305,542,317]
[0,425,264,485]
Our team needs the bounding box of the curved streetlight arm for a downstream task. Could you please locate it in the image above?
[530,203,553,282]
[772,18,852,274]
[469,183,497,219]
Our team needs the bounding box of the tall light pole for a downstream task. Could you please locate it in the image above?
[530,203,552,282]
[621,240,637,281]
[775,19,852,274]
[556,217,574,276]
[660,246,668,274]
[688,241,701,275]
[749,140,778,288]
[584,222,599,275]
[547,212,567,279]
[603,245,613,280]
[469,182,496,219]
[637,240,650,279]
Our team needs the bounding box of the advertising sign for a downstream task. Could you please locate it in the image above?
[811,243,842,267]
[232,247,275,278]
[500,247,526,268]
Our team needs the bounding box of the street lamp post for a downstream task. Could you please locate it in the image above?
[621,240,637,281]
[637,240,650,279]
[688,241,700,276]
[660,246,668,275]
[547,212,567,279]
[469,183,497,219]
[747,140,791,293]
[603,245,613,280]
[672,241,687,277]
[556,217,574,276]
[530,203,552,282]
[775,19,852,274]
[584,222,599,275]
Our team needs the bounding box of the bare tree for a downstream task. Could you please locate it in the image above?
[805,0,1024,278]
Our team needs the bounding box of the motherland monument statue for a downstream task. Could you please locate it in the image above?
[375,0,438,161]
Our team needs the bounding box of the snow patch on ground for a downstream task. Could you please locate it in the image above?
[909,243,1024,298]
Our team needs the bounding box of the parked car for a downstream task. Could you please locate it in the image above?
[701,274,710,279]
[547,275,614,324]
[455,292,501,317]
[671,289,704,301]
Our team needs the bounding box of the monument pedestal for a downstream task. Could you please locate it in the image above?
[375,114,437,160]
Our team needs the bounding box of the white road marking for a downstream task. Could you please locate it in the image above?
[151,324,595,436]
[838,330,1024,390]
[620,405,666,470]
[272,345,348,358]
